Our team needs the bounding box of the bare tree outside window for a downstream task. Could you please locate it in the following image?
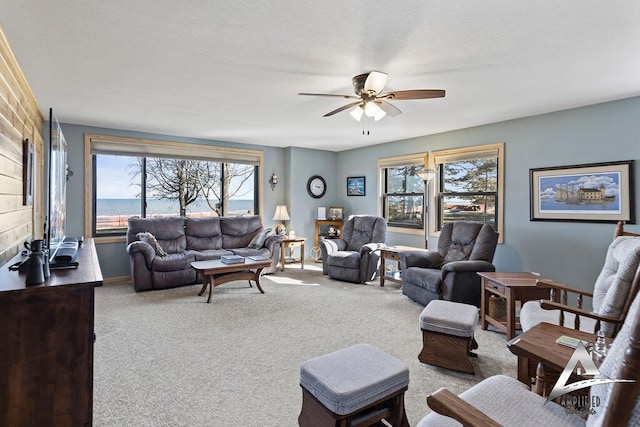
[196,162,254,216]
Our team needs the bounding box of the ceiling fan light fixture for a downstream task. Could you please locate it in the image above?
[364,101,383,117]
[349,105,364,121]
[374,109,386,121]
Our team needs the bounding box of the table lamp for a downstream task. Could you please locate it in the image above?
[273,205,290,236]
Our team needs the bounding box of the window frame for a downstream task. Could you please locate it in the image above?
[84,134,264,243]
[377,153,428,236]
[430,143,504,243]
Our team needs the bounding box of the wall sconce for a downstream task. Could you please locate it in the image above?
[269,173,278,191]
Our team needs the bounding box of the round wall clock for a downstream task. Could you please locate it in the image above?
[307,175,327,199]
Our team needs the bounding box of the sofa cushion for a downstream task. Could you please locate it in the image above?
[248,228,272,249]
[592,237,640,321]
[230,247,271,258]
[220,216,263,249]
[136,231,167,256]
[404,267,442,293]
[127,216,186,254]
[185,217,223,250]
[187,249,234,261]
[327,251,361,269]
[151,252,194,272]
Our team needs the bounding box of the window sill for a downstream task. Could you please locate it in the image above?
[387,226,424,236]
[94,235,127,244]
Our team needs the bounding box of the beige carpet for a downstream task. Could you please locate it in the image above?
[93,264,516,426]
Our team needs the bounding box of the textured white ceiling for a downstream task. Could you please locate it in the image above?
[2,1,640,151]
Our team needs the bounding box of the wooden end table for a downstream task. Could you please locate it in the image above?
[279,237,306,271]
[191,258,272,303]
[379,246,427,287]
[478,272,551,340]
[507,322,609,396]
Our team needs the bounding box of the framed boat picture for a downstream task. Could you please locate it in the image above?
[530,160,635,223]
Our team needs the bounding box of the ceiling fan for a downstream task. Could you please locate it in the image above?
[299,71,445,121]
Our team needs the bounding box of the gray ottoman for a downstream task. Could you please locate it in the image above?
[298,343,410,426]
[419,300,479,374]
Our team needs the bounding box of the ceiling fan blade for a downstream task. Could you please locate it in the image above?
[381,89,446,100]
[299,92,359,99]
[377,101,402,117]
[364,71,388,95]
[323,101,362,117]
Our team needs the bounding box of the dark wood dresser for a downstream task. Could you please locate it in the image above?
[0,238,103,426]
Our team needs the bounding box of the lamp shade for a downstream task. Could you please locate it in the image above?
[350,105,364,121]
[272,205,291,221]
[416,169,436,182]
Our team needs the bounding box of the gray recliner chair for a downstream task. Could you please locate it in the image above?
[320,216,387,283]
[400,221,499,307]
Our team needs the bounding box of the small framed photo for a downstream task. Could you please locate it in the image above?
[347,176,366,196]
[328,206,344,220]
[530,160,635,223]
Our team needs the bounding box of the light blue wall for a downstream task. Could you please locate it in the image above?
[286,147,338,259]
[57,96,640,289]
[337,96,640,290]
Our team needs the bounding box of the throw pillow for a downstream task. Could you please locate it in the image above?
[248,228,272,249]
[136,231,168,256]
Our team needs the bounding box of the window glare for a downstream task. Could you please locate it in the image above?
[94,155,256,236]
[381,162,425,229]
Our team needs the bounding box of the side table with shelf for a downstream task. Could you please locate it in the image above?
[314,220,343,262]
[478,271,551,340]
[379,246,427,287]
[280,237,306,270]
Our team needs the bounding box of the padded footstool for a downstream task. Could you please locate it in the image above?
[298,343,410,427]
[418,300,479,374]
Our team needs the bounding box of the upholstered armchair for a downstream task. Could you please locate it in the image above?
[400,221,499,307]
[417,284,640,426]
[520,233,640,338]
[320,216,387,283]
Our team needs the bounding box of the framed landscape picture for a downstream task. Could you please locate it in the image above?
[347,176,365,196]
[530,160,635,223]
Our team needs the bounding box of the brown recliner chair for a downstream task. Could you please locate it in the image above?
[400,221,499,307]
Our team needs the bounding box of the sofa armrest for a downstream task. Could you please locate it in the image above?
[426,388,502,427]
[441,260,496,274]
[536,279,594,298]
[126,241,156,269]
[399,251,442,270]
[264,234,284,252]
[360,242,386,255]
[320,238,346,255]
[319,239,346,275]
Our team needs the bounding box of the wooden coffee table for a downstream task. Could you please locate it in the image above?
[478,272,551,340]
[507,322,609,396]
[191,258,272,303]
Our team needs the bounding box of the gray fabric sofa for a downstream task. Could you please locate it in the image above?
[400,221,498,307]
[319,215,387,283]
[126,215,281,292]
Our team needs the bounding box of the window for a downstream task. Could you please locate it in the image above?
[431,143,504,242]
[85,134,263,239]
[378,154,427,232]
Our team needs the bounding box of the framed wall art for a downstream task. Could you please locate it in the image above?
[347,176,366,196]
[328,206,344,220]
[530,160,635,223]
[22,138,34,206]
